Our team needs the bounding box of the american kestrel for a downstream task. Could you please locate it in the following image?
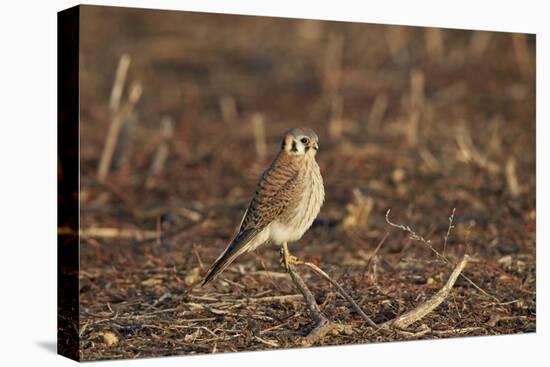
[201,127,325,285]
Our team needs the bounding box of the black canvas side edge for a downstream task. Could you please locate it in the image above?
[57,5,80,362]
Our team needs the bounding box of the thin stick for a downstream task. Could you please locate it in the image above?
[254,335,279,348]
[281,243,324,324]
[252,113,267,162]
[156,215,162,247]
[250,270,290,279]
[281,242,340,345]
[97,82,143,182]
[254,250,282,293]
[72,226,158,240]
[431,327,483,336]
[407,110,420,147]
[296,260,378,328]
[511,33,534,79]
[455,126,500,175]
[193,244,204,270]
[410,69,425,110]
[469,31,492,59]
[146,116,174,188]
[505,157,521,198]
[109,54,131,114]
[442,208,456,256]
[385,209,499,302]
[368,93,388,130]
[365,232,389,271]
[247,294,303,303]
[149,116,174,176]
[386,255,469,329]
[425,28,444,61]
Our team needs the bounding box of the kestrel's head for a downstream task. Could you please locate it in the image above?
[281,127,320,156]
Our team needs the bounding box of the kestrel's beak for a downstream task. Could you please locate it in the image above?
[313,142,319,151]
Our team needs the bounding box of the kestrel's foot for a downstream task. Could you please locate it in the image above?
[287,255,299,265]
[280,242,299,271]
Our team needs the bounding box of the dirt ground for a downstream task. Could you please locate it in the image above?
[76,5,536,361]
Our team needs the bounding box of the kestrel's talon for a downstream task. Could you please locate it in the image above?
[287,255,299,265]
[201,128,325,286]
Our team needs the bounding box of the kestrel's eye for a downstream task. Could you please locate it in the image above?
[300,138,309,144]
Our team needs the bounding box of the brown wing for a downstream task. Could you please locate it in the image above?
[201,153,299,286]
[240,153,300,232]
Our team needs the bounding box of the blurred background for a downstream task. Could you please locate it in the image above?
[77,5,535,360]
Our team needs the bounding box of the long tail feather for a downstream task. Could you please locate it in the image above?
[200,229,257,286]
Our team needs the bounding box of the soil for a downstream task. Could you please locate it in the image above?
[76,5,536,361]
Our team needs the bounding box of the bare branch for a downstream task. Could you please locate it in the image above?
[386,255,469,329]
[296,260,377,328]
[385,209,499,302]
[281,243,346,345]
[443,208,456,255]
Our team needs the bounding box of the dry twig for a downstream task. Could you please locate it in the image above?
[146,116,174,185]
[280,242,341,345]
[511,33,534,79]
[97,81,143,182]
[73,227,158,240]
[251,113,267,162]
[425,28,444,61]
[109,53,131,114]
[455,126,500,175]
[385,255,469,329]
[469,31,492,59]
[385,209,499,302]
[368,93,388,129]
[295,260,378,328]
[342,188,374,230]
[442,208,456,255]
[505,157,521,198]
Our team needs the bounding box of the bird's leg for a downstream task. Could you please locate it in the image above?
[280,241,299,271]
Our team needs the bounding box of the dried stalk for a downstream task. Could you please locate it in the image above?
[505,157,521,198]
[385,209,499,302]
[455,126,500,175]
[342,188,374,230]
[252,113,267,162]
[146,116,174,187]
[442,208,456,255]
[385,255,469,329]
[469,31,492,59]
[368,93,388,130]
[97,81,143,182]
[511,33,534,79]
[295,260,378,328]
[109,54,131,114]
[410,69,425,110]
[76,227,157,240]
[407,110,420,147]
[425,28,444,61]
[281,242,340,345]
